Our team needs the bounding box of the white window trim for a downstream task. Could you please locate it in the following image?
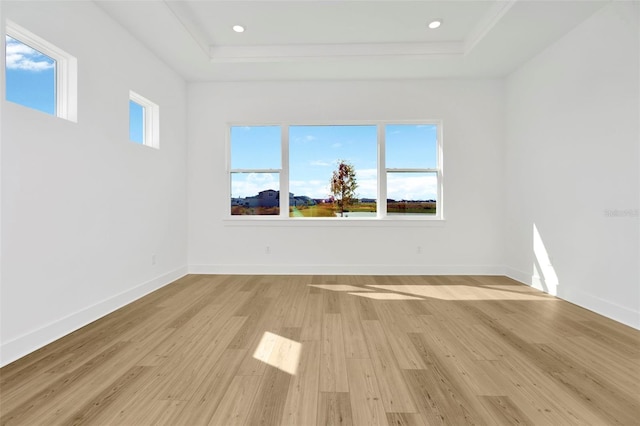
[129,90,160,149]
[227,124,284,218]
[227,120,444,222]
[383,122,444,220]
[6,20,77,122]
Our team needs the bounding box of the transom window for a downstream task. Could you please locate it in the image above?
[5,20,77,122]
[228,122,442,220]
[129,91,160,149]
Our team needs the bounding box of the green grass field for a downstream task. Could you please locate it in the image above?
[231,206,279,215]
[291,202,377,217]
[232,201,436,216]
[290,204,336,217]
[387,201,436,214]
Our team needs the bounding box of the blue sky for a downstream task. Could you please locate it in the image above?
[5,35,56,115]
[231,124,438,201]
[6,35,144,142]
[129,100,144,143]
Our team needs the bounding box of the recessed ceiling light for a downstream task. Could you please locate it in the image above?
[428,20,442,29]
[232,25,245,33]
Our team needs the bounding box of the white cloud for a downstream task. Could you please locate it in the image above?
[310,160,330,167]
[357,168,377,179]
[331,142,342,148]
[356,177,377,199]
[292,134,317,144]
[291,168,378,199]
[232,173,278,198]
[387,174,437,200]
[247,173,275,184]
[5,36,55,72]
[290,179,330,199]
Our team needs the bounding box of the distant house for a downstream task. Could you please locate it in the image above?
[360,198,376,203]
[233,190,323,208]
[314,196,334,204]
[244,189,279,208]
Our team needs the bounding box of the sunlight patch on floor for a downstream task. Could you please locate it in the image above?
[365,284,551,300]
[252,331,302,375]
[308,284,373,292]
[348,292,424,300]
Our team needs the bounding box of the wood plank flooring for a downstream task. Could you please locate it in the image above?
[1,274,639,425]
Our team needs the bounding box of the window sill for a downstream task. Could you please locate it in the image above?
[223,217,446,227]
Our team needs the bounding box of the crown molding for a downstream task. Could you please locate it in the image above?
[209,41,465,63]
[463,0,518,54]
[162,0,211,57]
[163,0,516,63]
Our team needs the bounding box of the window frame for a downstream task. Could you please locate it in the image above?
[381,123,443,218]
[227,125,286,217]
[5,20,77,122]
[129,90,159,149]
[226,120,443,222]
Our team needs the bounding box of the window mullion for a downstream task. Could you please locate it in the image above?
[378,123,387,217]
[437,124,444,219]
[281,125,290,218]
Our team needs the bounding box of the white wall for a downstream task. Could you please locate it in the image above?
[188,80,505,275]
[505,2,640,328]
[1,1,188,366]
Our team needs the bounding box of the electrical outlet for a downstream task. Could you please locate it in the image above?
[265,246,271,254]
[416,246,422,254]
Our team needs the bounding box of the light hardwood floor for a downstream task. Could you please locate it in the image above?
[1,275,639,425]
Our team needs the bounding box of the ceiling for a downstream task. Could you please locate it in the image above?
[96,0,610,82]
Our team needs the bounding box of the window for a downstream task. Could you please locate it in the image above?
[5,20,77,122]
[384,124,440,216]
[129,91,159,149]
[289,125,377,218]
[229,126,282,215]
[228,122,442,220]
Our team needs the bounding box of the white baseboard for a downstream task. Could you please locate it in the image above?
[504,266,531,286]
[189,263,506,276]
[0,266,188,367]
[506,267,639,330]
[566,290,640,330]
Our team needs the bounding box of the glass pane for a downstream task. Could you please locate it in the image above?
[129,100,145,144]
[231,172,280,215]
[387,171,437,215]
[231,126,281,169]
[5,35,56,115]
[385,124,437,169]
[289,125,377,218]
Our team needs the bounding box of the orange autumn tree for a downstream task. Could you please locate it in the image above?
[330,160,358,217]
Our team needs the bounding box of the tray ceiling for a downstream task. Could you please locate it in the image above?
[96,0,610,81]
